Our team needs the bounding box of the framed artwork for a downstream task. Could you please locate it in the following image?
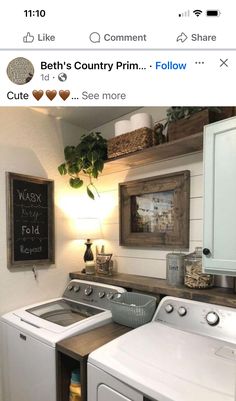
[119,171,190,249]
[7,172,55,267]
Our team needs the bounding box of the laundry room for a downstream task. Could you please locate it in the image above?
[1,106,236,401]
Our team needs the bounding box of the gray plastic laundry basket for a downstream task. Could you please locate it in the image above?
[110,292,157,328]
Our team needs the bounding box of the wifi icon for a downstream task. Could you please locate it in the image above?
[193,9,202,17]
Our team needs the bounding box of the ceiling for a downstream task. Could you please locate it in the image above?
[32,107,140,130]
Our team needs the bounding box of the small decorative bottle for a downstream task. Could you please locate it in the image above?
[69,369,81,401]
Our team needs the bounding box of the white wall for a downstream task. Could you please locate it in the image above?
[0,108,87,401]
[94,108,203,278]
[0,108,89,314]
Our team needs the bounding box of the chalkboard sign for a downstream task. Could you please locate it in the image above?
[7,172,55,267]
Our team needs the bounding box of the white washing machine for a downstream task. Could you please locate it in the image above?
[1,279,126,401]
[88,296,236,401]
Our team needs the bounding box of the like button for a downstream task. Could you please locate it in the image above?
[23,32,34,43]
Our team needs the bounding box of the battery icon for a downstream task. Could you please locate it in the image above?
[206,10,221,16]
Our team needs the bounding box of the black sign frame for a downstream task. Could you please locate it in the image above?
[7,172,55,267]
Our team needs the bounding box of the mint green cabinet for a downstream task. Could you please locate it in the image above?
[203,117,236,275]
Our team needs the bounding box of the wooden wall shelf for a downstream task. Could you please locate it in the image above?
[69,271,236,309]
[103,132,203,175]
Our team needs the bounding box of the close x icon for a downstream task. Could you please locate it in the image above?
[220,58,229,67]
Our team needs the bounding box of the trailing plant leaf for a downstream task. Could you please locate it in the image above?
[87,186,95,200]
[94,159,104,173]
[58,132,107,199]
[69,177,84,188]
[92,167,99,179]
[58,163,67,175]
[64,146,76,161]
[68,163,80,175]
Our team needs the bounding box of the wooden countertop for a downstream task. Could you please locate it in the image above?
[69,271,236,308]
[57,323,132,360]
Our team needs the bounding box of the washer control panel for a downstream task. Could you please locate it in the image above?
[63,279,126,309]
[154,296,236,343]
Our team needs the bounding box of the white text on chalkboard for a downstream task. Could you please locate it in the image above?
[17,189,42,203]
[21,225,40,235]
[20,245,43,255]
[21,208,42,221]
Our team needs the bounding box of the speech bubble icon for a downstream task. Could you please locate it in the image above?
[89,32,101,43]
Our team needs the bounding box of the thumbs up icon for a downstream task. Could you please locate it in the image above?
[23,32,34,43]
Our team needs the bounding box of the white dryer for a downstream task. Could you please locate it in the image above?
[88,296,236,401]
[1,279,126,401]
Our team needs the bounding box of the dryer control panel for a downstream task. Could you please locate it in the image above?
[154,296,236,344]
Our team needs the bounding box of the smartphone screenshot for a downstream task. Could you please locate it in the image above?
[1,2,236,401]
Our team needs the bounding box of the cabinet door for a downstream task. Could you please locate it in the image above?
[203,117,236,274]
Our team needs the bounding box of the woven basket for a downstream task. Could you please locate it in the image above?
[107,127,154,159]
[110,292,157,328]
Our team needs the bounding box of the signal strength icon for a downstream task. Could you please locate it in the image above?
[193,9,202,17]
[179,10,190,17]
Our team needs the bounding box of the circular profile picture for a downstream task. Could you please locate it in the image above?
[7,57,34,85]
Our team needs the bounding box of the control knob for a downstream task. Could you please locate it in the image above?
[165,304,174,313]
[84,286,93,296]
[206,311,220,326]
[68,285,73,291]
[106,292,114,300]
[178,306,187,317]
[73,286,80,292]
[98,291,105,299]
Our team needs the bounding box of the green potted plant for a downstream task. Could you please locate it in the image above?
[165,107,233,142]
[58,132,107,199]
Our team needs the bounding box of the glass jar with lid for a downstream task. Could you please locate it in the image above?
[184,247,214,289]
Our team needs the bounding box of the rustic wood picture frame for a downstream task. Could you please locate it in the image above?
[119,171,190,249]
[7,172,55,267]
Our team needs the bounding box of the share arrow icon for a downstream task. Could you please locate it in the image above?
[176,32,188,43]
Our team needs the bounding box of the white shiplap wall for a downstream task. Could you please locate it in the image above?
[95,152,203,278]
[93,107,203,278]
